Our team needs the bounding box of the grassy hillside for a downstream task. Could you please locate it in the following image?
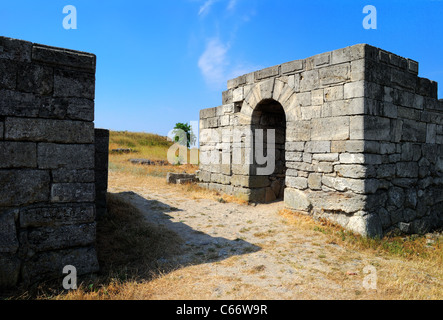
[109,131,174,161]
[108,130,199,177]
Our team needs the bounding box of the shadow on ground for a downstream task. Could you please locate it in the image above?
[95,191,261,282]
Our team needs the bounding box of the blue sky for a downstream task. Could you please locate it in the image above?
[1,0,442,136]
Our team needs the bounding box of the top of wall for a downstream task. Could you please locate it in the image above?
[226,43,421,90]
[0,36,96,73]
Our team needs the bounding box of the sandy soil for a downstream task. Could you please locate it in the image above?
[107,171,418,300]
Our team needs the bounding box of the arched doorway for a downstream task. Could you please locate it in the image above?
[250,98,286,202]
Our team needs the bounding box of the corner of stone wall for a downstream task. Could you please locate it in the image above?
[0,36,99,289]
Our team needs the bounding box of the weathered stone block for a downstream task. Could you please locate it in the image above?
[54,69,95,99]
[17,63,53,95]
[20,204,95,228]
[51,183,95,203]
[281,60,303,74]
[401,119,427,142]
[0,89,38,117]
[0,170,50,206]
[0,210,19,254]
[255,66,279,80]
[21,247,99,285]
[0,59,17,90]
[319,64,350,86]
[38,144,94,169]
[284,188,311,211]
[0,142,37,168]
[0,36,32,62]
[0,254,21,288]
[32,44,96,72]
[311,117,349,141]
[286,176,308,190]
[25,223,96,252]
[335,164,367,179]
[5,118,94,143]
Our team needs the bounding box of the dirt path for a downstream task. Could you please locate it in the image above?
[108,172,407,299]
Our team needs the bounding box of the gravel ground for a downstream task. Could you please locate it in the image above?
[108,179,392,299]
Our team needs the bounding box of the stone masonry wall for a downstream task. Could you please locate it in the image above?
[198,44,443,238]
[0,36,100,288]
[95,129,109,219]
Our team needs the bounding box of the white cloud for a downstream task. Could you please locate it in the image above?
[227,0,238,11]
[198,0,216,16]
[198,38,230,88]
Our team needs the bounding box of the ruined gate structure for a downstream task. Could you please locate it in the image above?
[0,36,108,288]
[198,44,443,238]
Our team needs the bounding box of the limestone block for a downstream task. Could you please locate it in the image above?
[20,204,95,228]
[285,141,305,152]
[285,152,303,162]
[319,64,350,86]
[222,90,233,104]
[312,153,339,162]
[233,87,244,102]
[227,75,246,89]
[330,44,366,65]
[305,141,331,153]
[54,69,95,99]
[231,175,270,188]
[287,74,300,92]
[299,70,319,92]
[17,63,53,95]
[200,107,217,119]
[308,173,322,190]
[286,121,311,141]
[308,191,367,213]
[284,188,311,211]
[286,176,308,190]
[401,119,427,142]
[0,142,37,168]
[322,176,365,194]
[324,86,344,101]
[255,66,279,80]
[314,52,330,67]
[0,36,32,62]
[32,44,96,72]
[51,183,95,203]
[335,164,367,179]
[281,60,303,74]
[339,153,365,164]
[346,213,383,238]
[311,117,349,141]
[350,116,390,141]
[0,89,39,117]
[24,223,96,252]
[0,121,3,139]
[38,144,94,169]
[21,247,99,285]
[350,59,365,81]
[0,254,21,288]
[0,59,17,90]
[5,118,94,143]
[0,210,19,254]
[0,170,50,206]
[344,81,364,99]
[396,162,419,178]
[321,98,365,117]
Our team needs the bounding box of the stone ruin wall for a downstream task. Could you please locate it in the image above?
[0,36,108,289]
[198,44,443,238]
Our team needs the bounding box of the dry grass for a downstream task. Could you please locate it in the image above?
[278,209,443,300]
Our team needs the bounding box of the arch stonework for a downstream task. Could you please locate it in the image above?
[199,44,443,238]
